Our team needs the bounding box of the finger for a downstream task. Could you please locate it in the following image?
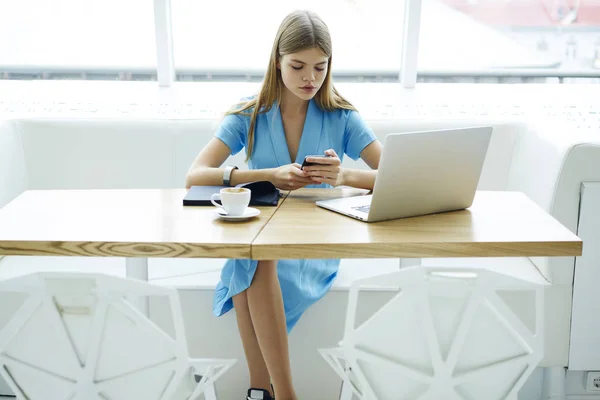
[305,156,340,165]
[304,166,340,174]
[325,149,340,159]
[310,174,337,181]
[290,168,308,177]
[304,168,340,179]
[305,169,338,178]
[292,163,303,169]
[305,158,339,166]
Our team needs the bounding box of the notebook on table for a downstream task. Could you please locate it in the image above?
[183,181,281,206]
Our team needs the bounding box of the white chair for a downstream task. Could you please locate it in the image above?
[320,266,544,400]
[0,272,235,400]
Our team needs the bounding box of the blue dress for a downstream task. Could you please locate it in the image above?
[213,99,377,332]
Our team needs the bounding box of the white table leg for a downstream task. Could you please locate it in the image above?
[126,257,149,316]
[542,366,566,400]
[399,258,422,268]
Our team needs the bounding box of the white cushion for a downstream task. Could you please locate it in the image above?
[19,119,176,189]
[0,257,403,295]
[0,120,28,208]
[14,117,518,191]
[137,258,404,290]
[148,258,226,288]
[508,121,600,284]
[17,119,249,190]
[421,256,548,285]
[172,119,249,178]
[0,256,125,280]
[0,256,225,284]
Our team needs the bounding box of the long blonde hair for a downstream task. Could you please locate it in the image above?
[226,10,356,161]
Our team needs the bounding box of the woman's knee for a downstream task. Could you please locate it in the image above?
[251,260,278,283]
[257,260,277,269]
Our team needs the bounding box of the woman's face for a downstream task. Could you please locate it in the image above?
[278,47,329,101]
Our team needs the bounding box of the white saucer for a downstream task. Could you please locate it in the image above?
[213,207,261,221]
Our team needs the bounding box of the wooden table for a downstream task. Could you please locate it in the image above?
[0,189,281,259]
[0,188,582,312]
[0,188,582,260]
[251,188,582,260]
[0,189,283,314]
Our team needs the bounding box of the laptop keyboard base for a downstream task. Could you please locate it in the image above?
[352,205,371,214]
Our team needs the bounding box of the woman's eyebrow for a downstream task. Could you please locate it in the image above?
[290,59,328,65]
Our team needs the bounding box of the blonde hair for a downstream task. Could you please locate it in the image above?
[226,10,356,161]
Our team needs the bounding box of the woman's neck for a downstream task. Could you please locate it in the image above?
[280,88,308,117]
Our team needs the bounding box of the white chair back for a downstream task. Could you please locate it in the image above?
[320,266,544,400]
[0,272,235,400]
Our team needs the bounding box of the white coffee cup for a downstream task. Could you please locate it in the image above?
[211,188,251,216]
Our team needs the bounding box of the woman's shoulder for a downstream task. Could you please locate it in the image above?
[228,95,257,113]
[220,95,257,124]
[322,106,361,124]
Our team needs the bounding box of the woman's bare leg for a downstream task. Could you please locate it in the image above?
[232,291,273,397]
[246,260,297,400]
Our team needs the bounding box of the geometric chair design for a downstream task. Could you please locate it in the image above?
[0,272,235,400]
[319,266,544,400]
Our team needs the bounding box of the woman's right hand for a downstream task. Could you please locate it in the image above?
[270,164,314,190]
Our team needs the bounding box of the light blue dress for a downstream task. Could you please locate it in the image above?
[213,99,377,332]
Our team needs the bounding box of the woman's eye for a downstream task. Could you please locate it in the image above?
[292,65,303,70]
[315,67,325,72]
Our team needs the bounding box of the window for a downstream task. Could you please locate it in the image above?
[170,0,407,80]
[0,0,156,79]
[419,0,600,79]
[1,0,598,83]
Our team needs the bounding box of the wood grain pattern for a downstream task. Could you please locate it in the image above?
[0,188,582,261]
[251,188,583,260]
[0,189,282,258]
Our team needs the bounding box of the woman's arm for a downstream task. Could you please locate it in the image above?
[340,140,382,190]
[185,138,272,188]
[185,137,314,189]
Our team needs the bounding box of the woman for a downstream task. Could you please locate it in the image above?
[185,9,382,400]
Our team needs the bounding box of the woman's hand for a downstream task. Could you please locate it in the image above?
[270,163,314,190]
[302,149,344,187]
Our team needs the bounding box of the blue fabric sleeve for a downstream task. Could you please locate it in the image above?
[343,110,377,160]
[214,113,247,156]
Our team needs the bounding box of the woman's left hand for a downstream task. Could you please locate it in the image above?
[303,149,344,186]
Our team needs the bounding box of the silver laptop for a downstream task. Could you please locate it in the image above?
[316,126,493,222]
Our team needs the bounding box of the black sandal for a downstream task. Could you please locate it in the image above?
[246,387,275,400]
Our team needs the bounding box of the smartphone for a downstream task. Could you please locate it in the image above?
[301,155,331,170]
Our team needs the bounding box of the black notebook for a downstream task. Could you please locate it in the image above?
[183,181,281,206]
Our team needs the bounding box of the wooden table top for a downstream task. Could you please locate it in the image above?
[0,189,281,258]
[251,188,583,260]
[0,188,582,260]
